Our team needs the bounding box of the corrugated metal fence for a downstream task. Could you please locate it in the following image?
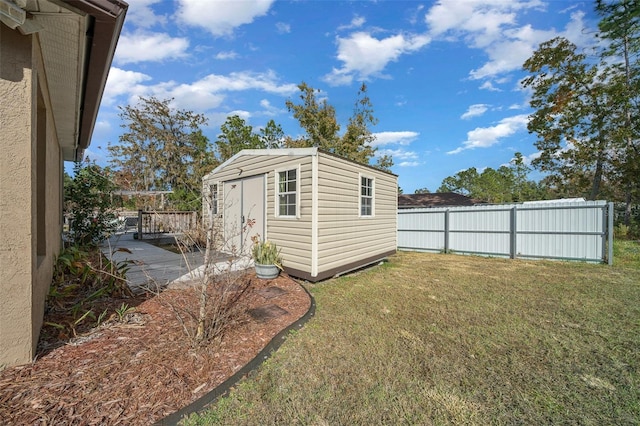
[398,200,614,264]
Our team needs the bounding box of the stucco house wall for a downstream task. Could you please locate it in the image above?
[203,148,398,281]
[0,0,127,368]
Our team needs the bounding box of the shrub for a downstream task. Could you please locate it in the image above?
[65,160,118,247]
[251,237,282,268]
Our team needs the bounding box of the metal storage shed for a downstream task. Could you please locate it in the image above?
[202,148,397,281]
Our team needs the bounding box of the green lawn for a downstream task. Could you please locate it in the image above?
[184,242,640,425]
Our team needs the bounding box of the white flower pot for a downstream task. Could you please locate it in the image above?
[255,263,280,279]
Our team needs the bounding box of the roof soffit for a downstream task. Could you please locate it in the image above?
[15,0,127,161]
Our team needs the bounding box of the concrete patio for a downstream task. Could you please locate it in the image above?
[100,233,253,293]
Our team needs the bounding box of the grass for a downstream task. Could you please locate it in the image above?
[183,241,640,425]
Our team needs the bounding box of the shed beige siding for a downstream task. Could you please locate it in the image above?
[202,148,397,281]
[316,153,396,277]
[203,153,314,275]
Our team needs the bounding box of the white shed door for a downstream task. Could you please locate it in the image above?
[223,175,265,256]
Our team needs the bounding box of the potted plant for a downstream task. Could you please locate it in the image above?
[251,237,282,279]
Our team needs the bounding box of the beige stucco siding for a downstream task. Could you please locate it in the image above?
[315,153,397,275]
[1,29,62,366]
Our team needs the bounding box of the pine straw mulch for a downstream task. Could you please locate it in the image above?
[0,273,311,425]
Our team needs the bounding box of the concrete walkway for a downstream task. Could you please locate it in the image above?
[101,233,253,293]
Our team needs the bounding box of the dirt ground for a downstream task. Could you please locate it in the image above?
[0,273,311,425]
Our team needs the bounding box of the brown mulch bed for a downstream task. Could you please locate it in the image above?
[0,273,311,425]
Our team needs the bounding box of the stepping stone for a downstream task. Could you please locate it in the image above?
[248,304,289,322]
[256,286,288,300]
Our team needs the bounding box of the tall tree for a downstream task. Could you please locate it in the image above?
[285,82,393,171]
[259,119,285,149]
[414,187,431,194]
[340,83,378,164]
[285,82,340,151]
[215,115,263,162]
[108,97,215,209]
[522,37,615,200]
[436,156,546,203]
[437,167,481,197]
[596,0,640,224]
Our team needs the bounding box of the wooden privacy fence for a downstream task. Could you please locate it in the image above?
[136,210,198,238]
[398,200,614,265]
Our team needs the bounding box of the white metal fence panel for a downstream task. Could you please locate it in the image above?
[398,200,613,264]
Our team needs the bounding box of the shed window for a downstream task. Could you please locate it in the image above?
[209,184,218,215]
[360,176,374,217]
[277,169,297,217]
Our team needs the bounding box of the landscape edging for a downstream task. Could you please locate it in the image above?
[157,280,316,425]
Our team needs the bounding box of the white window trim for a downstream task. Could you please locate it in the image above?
[209,183,219,216]
[275,165,301,219]
[359,173,375,218]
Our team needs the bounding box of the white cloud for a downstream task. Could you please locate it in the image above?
[447,114,528,154]
[479,81,501,91]
[103,68,296,115]
[177,0,275,37]
[216,51,239,60]
[338,15,366,31]
[189,71,298,95]
[258,99,286,116]
[377,148,419,161]
[372,131,419,147]
[161,71,297,112]
[209,110,253,127]
[323,32,430,86]
[399,161,421,167]
[468,23,557,80]
[103,67,152,104]
[461,104,489,119]
[425,0,537,44]
[125,0,167,29]
[115,32,189,64]
[424,1,594,85]
[276,22,291,34]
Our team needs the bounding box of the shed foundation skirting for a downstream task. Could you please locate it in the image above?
[285,250,396,282]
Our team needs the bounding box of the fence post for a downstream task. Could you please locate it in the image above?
[607,202,614,265]
[510,206,517,259]
[444,209,450,253]
[137,209,143,240]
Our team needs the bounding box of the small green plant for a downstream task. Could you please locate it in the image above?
[615,223,630,239]
[43,244,133,341]
[251,236,282,268]
[115,303,135,322]
[96,309,109,327]
[64,160,118,247]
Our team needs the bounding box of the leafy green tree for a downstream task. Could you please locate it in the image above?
[438,167,480,197]
[437,154,547,203]
[285,82,393,171]
[259,119,285,149]
[522,37,616,200]
[285,82,341,151]
[509,152,548,202]
[340,83,378,164]
[64,161,117,247]
[215,115,263,162]
[108,97,215,210]
[414,187,431,194]
[596,0,640,224]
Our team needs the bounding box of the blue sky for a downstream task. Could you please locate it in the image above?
[89,0,600,194]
